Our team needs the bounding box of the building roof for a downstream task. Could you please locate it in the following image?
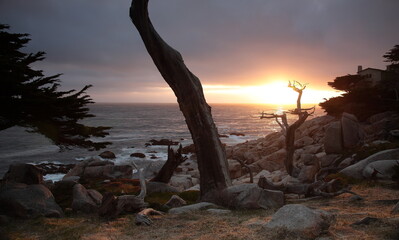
[358,67,385,73]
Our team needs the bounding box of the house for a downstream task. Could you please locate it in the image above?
[356,65,398,87]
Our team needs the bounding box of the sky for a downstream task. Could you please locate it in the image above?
[1,0,398,104]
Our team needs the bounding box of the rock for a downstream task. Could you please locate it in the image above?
[164,195,187,208]
[36,163,75,174]
[298,165,320,183]
[98,192,119,219]
[222,184,284,209]
[148,139,178,146]
[169,175,193,191]
[99,151,116,159]
[206,209,232,214]
[87,189,103,206]
[320,154,341,168]
[324,122,344,154]
[130,152,146,158]
[256,149,286,170]
[340,148,399,179]
[228,159,243,179]
[338,157,353,168]
[87,160,114,167]
[63,163,86,179]
[253,170,272,183]
[300,154,318,166]
[362,160,399,179]
[230,132,245,136]
[264,204,334,239]
[146,182,180,194]
[83,165,133,179]
[117,195,147,214]
[72,184,102,213]
[186,185,200,191]
[341,113,363,149]
[169,202,218,214]
[295,136,314,148]
[0,183,63,218]
[181,144,196,154]
[3,163,44,185]
[61,176,80,183]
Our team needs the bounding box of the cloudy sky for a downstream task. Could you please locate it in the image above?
[1,0,398,104]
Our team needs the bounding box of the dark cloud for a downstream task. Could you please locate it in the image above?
[1,0,398,102]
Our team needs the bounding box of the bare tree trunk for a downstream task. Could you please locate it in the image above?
[285,112,310,175]
[151,145,187,183]
[129,0,231,200]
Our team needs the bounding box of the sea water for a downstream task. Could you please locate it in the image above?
[0,103,324,177]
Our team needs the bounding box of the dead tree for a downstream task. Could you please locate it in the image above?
[129,0,231,200]
[151,145,187,183]
[261,81,314,176]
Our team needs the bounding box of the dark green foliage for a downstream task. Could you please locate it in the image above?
[327,74,362,92]
[320,45,399,120]
[0,24,110,150]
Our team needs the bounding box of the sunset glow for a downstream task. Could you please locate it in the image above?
[202,81,342,104]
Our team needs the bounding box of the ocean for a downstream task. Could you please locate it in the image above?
[0,103,324,177]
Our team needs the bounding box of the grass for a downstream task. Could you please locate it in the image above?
[2,183,399,240]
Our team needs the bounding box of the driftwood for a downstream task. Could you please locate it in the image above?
[151,145,187,183]
[135,208,163,226]
[130,0,231,201]
[258,176,359,198]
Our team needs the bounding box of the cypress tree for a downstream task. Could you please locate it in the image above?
[0,24,111,150]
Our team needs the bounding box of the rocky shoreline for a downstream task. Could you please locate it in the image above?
[1,111,399,238]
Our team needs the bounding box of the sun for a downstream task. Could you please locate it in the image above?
[250,81,298,105]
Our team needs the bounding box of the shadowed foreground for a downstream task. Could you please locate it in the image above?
[3,184,399,240]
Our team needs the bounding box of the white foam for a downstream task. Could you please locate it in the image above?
[44,173,65,182]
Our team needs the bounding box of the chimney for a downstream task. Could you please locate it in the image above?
[357,65,363,73]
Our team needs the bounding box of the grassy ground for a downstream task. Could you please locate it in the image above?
[2,183,399,240]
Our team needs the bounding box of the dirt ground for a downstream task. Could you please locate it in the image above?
[2,182,399,240]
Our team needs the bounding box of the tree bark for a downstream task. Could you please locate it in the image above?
[151,145,187,183]
[285,112,310,175]
[129,0,231,200]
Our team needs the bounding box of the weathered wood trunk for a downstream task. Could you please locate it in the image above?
[151,145,187,183]
[285,112,309,176]
[129,0,231,200]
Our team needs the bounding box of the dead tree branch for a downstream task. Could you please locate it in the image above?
[151,144,187,183]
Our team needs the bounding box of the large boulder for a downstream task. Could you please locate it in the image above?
[362,160,399,179]
[324,122,343,154]
[340,148,399,179]
[164,195,187,208]
[169,202,218,214]
[169,175,193,191]
[222,184,284,209]
[3,163,44,185]
[71,184,102,213]
[264,204,334,239]
[116,195,147,214]
[341,113,363,149]
[0,183,63,218]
